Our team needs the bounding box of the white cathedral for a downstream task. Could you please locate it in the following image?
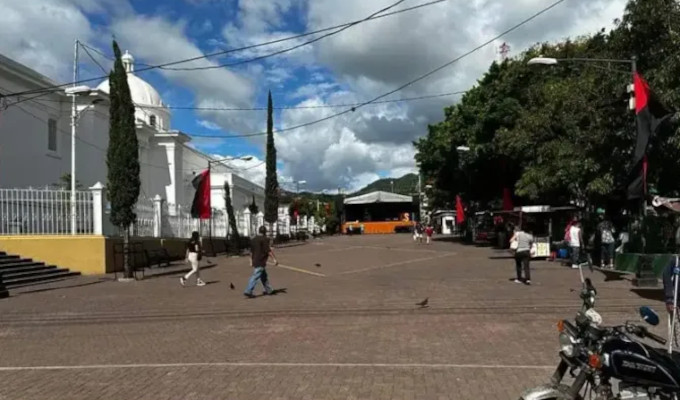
[0,50,264,214]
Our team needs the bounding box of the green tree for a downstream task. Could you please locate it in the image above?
[416,0,680,211]
[263,91,279,234]
[224,181,239,246]
[107,40,140,279]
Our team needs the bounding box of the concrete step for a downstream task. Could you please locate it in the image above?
[0,260,43,269]
[0,264,56,275]
[0,255,22,264]
[2,266,62,280]
[4,270,80,288]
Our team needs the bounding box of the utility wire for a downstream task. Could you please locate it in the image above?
[160,0,412,71]
[189,0,568,139]
[1,0,445,98]
[27,89,466,111]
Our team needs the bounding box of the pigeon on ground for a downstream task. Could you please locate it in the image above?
[230,282,235,290]
[415,298,429,308]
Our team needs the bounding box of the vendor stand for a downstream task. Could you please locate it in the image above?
[516,205,581,259]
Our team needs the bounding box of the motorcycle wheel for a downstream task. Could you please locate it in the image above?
[518,384,582,400]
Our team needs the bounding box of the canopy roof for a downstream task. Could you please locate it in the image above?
[344,191,412,205]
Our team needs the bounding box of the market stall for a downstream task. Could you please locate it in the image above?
[516,205,580,259]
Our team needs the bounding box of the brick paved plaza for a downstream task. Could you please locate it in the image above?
[0,235,666,400]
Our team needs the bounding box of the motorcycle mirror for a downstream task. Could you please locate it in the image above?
[640,306,660,326]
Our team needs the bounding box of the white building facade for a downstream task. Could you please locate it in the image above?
[0,51,268,237]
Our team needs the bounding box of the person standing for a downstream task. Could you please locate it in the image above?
[425,225,434,244]
[598,216,616,269]
[510,226,534,285]
[569,220,584,269]
[244,226,279,298]
[181,231,205,287]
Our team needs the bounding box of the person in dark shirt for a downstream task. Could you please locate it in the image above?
[244,226,278,298]
[181,231,205,287]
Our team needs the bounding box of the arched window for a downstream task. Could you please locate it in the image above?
[149,115,156,127]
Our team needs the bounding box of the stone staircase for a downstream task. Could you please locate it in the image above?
[0,251,81,289]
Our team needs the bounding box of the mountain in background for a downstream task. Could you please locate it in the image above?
[279,173,419,205]
[351,173,418,196]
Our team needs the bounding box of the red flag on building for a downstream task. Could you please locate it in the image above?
[190,169,211,219]
[455,195,466,224]
[627,73,673,200]
[502,187,514,211]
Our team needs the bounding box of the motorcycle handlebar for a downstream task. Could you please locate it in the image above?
[644,329,667,345]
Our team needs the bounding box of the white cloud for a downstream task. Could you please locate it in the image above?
[0,0,629,193]
[111,15,258,133]
[197,119,222,130]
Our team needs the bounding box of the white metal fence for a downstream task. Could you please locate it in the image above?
[0,188,93,235]
[0,185,321,237]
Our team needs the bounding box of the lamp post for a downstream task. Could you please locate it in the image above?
[527,56,637,110]
[65,84,103,235]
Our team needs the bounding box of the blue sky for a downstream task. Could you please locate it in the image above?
[0,0,629,191]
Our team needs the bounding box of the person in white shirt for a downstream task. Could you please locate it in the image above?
[569,220,584,269]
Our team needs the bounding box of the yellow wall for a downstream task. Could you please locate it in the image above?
[0,236,229,275]
[0,236,106,275]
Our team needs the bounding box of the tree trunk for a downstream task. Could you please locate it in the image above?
[123,225,133,279]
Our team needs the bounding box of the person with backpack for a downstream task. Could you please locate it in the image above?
[598,215,616,269]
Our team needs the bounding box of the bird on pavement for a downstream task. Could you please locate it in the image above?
[415,298,429,308]
[315,263,321,267]
[230,282,235,290]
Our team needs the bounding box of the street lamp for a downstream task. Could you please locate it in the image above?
[527,56,637,109]
[65,85,103,234]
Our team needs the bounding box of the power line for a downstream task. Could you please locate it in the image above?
[1,0,445,99]
[160,0,414,71]
[188,0,568,139]
[28,89,466,111]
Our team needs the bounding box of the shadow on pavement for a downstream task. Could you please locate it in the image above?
[593,268,629,282]
[14,277,110,296]
[631,288,664,303]
[144,263,219,280]
[489,255,514,260]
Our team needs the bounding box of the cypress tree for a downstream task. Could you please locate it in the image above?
[224,181,240,250]
[107,41,141,279]
[248,195,259,215]
[263,90,279,235]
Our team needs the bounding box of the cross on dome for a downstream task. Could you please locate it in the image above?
[121,50,134,73]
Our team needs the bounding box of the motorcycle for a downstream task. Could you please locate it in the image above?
[520,277,680,400]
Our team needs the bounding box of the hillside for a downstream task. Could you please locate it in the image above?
[351,173,418,196]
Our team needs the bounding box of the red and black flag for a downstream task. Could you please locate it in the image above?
[627,72,674,200]
[191,169,211,219]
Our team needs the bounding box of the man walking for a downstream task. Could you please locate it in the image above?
[244,226,278,298]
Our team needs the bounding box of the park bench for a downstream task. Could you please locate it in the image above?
[144,248,171,269]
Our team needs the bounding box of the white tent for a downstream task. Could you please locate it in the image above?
[344,191,412,205]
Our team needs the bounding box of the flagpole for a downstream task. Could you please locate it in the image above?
[208,161,215,257]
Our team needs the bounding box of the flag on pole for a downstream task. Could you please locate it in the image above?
[627,73,673,200]
[191,169,211,219]
[455,195,466,225]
